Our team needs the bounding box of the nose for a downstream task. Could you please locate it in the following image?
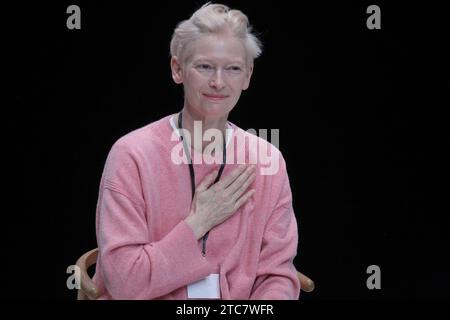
[209,69,225,90]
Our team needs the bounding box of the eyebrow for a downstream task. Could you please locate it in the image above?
[192,57,245,65]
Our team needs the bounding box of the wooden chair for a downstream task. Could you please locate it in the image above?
[76,248,315,300]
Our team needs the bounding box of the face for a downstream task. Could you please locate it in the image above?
[171,33,253,118]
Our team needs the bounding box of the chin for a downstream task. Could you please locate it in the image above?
[200,104,232,117]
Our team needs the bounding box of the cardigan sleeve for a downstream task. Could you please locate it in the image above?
[96,140,214,299]
[249,154,301,300]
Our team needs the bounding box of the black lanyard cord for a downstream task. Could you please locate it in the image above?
[177,111,227,256]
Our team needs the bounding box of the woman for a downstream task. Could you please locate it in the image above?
[93,2,301,299]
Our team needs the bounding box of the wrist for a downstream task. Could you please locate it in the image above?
[185,214,208,240]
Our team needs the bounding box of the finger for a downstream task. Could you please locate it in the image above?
[298,272,315,292]
[216,164,248,190]
[234,189,256,210]
[196,168,220,192]
[226,166,256,195]
[230,171,256,201]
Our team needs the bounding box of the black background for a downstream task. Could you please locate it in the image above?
[7,0,450,300]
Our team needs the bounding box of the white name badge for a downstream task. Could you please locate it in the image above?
[187,274,221,299]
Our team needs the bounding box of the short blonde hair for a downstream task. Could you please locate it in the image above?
[170,2,262,64]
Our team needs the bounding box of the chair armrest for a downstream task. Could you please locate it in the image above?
[76,248,102,300]
[297,271,315,292]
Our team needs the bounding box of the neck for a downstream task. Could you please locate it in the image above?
[177,107,228,154]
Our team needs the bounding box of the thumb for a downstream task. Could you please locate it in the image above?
[196,169,219,192]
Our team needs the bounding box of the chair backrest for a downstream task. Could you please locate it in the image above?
[75,248,314,299]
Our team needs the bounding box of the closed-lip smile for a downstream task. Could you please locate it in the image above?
[203,93,228,100]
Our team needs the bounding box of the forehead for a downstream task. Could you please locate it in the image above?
[187,34,247,64]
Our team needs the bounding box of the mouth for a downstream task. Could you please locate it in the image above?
[203,93,229,101]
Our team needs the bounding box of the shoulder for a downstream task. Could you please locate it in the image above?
[109,114,175,157]
[101,114,176,176]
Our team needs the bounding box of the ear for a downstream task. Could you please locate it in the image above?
[170,56,184,84]
[242,64,254,91]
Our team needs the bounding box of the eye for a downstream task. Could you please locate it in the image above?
[226,65,243,74]
[196,64,213,70]
[229,66,242,71]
